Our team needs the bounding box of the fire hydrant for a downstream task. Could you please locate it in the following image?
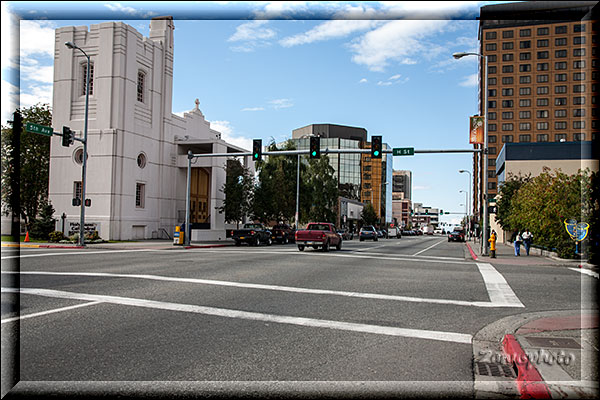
[489,231,497,258]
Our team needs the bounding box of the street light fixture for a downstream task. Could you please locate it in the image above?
[453,51,489,256]
[65,41,90,247]
[459,190,468,233]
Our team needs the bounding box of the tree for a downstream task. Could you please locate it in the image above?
[360,203,378,226]
[217,158,254,228]
[1,103,52,229]
[495,172,531,233]
[29,201,56,240]
[302,155,339,224]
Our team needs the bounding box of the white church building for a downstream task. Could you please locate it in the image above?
[49,16,252,242]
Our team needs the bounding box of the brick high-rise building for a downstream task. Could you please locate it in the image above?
[473,1,598,222]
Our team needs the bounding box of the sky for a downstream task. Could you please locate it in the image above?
[1,1,517,226]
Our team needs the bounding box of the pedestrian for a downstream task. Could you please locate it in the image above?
[514,231,522,256]
[522,229,533,256]
[489,230,497,258]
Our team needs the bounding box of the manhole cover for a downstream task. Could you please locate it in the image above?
[525,337,581,349]
[474,361,517,378]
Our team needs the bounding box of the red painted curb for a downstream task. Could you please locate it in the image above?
[466,242,478,260]
[502,334,551,399]
[184,244,234,249]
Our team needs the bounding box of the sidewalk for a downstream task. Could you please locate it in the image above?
[468,239,599,398]
[2,239,236,251]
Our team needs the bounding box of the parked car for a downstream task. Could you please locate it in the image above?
[387,226,402,239]
[295,222,342,251]
[359,226,378,241]
[337,229,353,240]
[271,224,295,244]
[448,228,466,242]
[228,223,272,246]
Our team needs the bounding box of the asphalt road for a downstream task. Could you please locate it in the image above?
[1,235,588,397]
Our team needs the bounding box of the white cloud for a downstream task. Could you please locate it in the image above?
[280,20,380,47]
[349,20,450,72]
[19,20,56,59]
[413,185,430,191]
[20,64,54,85]
[389,74,402,80]
[241,106,265,112]
[210,120,253,151]
[105,2,137,15]
[19,83,53,110]
[459,73,478,87]
[228,20,276,52]
[1,80,19,124]
[359,78,368,84]
[377,81,392,87]
[269,98,293,110]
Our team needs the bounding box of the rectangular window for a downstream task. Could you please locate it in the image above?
[488,135,497,143]
[555,109,567,118]
[537,110,549,118]
[574,133,585,141]
[502,133,514,141]
[520,52,531,60]
[574,60,585,69]
[574,48,585,57]
[502,88,514,96]
[519,134,531,142]
[555,133,567,141]
[537,98,549,106]
[573,109,585,117]
[519,40,531,49]
[502,30,514,38]
[537,51,549,59]
[555,50,567,58]
[486,31,497,40]
[136,183,145,208]
[519,64,531,72]
[502,77,514,84]
[537,122,549,130]
[502,42,514,50]
[555,74,567,82]
[519,123,531,131]
[520,76,531,84]
[555,121,567,130]
[520,29,531,37]
[537,63,549,71]
[488,159,496,167]
[488,66,497,74]
[489,89,497,97]
[502,53,513,62]
[537,27,549,35]
[81,63,94,96]
[502,100,513,108]
[488,124,497,131]
[555,62,567,70]
[137,71,145,103]
[537,134,549,142]
[555,38,567,46]
[73,181,82,200]
[486,43,497,51]
[502,112,513,119]
[555,26,567,34]
[537,74,549,83]
[573,84,585,93]
[488,100,497,109]
[519,111,531,119]
[502,65,514,73]
[573,24,585,33]
[488,170,496,178]
[488,182,497,190]
[537,86,549,95]
[519,99,531,107]
[519,87,531,95]
[555,97,567,106]
[573,72,585,81]
[573,96,586,105]
[574,121,585,129]
[488,77,497,85]
[488,112,497,120]
[573,36,585,45]
[488,55,497,62]
[537,39,549,47]
[555,85,567,94]
[488,147,497,155]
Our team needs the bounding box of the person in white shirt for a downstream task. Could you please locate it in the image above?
[522,229,533,256]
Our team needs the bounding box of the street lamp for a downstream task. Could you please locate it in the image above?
[65,41,90,247]
[459,169,471,239]
[459,190,468,234]
[453,51,489,256]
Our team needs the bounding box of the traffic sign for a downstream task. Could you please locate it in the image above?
[25,122,53,137]
[393,147,414,156]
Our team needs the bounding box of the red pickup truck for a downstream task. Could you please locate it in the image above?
[294,222,342,252]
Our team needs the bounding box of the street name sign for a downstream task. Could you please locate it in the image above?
[26,122,53,137]
[393,147,414,156]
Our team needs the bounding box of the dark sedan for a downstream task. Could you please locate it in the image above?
[359,226,378,241]
[448,229,465,242]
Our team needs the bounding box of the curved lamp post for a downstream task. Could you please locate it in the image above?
[459,169,472,239]
[65,41,90,247]
[453,51,489,256]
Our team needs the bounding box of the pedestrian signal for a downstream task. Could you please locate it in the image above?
[310,136,320,159]
[252,139,262,161]
[371,135,382,159]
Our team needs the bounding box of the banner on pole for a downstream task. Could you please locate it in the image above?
[469,116,485,144]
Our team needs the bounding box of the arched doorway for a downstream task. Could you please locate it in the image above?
[191,168,210,227]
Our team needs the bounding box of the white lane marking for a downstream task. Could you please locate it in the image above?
[476,263,524,307]
[1,249,167,260]
[2,270,521,308]
[1,301,102,324]
[351,244,389,252]
[412,239,446,256]
[2,287,473,344]
[568,268,599,279]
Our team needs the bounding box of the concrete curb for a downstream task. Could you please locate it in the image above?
[502,334,552,399]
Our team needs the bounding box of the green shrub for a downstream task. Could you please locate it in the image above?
[49,231,65,242]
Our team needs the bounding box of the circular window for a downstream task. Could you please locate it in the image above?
[137,153,147,169]
[73,148,84,165]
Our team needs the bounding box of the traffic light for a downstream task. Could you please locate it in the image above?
[62,126,74,147]
[371,135,382,159]
[425,209,429,215]
[252,139,262,161]
[310,136,320,159]
[439,209,443,215]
